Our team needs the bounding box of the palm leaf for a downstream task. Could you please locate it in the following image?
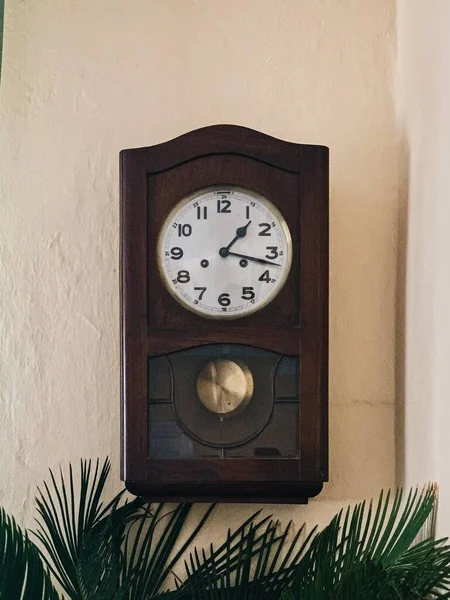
[28,459,450,600]
[286,484,450,599]
[179,515,316,600]
[31,458,217,600]
[0,506,59,600]
[122,502,215,599]
[32,458,142,600]
[74,517,133,600]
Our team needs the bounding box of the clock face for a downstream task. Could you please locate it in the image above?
[157,186,292,319]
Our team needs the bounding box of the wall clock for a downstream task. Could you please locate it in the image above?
[120,125,328,503]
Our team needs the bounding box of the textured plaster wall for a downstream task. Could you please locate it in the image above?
[397,0,450,535]
[0,0,397,536]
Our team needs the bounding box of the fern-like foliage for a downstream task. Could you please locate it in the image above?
[26,459,450,600]
[32,458,218,600]
[178,515,316,600]
[0,506,59,600]
[33,458,142,599]
[30,458,314,600]
[120,502,215,599]
[284,485,450,600]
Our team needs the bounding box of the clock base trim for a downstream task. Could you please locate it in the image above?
[124,480,324,504]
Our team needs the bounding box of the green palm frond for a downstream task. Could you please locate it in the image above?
[179,514,316,600]
[32,458,142,600]
[285,484,450,600]
[26,459,450,600]
[30,458,218,600]
[121,502,215,599]
[0,506,59,600]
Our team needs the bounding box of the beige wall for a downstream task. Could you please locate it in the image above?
[0,0,398,536]
[397,0,450,535]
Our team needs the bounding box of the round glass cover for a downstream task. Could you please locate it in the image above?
[157,186,292,319]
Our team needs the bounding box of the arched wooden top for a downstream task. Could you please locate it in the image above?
[120,124,328,175]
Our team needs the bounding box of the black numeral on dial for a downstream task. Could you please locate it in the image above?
[176,270,190,283]
[259,270,271,283]
[196,206,208,220]
[194,287,207,301]
[241,287,255,300]
[217,199,232,213]
[265,246,279,259]
[178,224,192,237]
[169,247,183,260]
[218,293,231,307]
[258,223,272,236]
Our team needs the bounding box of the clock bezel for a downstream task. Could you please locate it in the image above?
[156,184,293,320]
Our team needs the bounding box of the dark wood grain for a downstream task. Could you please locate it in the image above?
[126,481,323,504]
[120,150,149,481]
[146,154,300,333]
[120,124,326,175]
[298,145,329,482]
[120,124,329,503]
[147,327,299,356]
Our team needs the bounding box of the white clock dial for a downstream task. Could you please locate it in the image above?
[157,186,292,319]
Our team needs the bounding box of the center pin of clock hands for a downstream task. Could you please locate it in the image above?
[219,221,251,258]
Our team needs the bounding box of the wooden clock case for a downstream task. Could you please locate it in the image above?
[120,125,328,503]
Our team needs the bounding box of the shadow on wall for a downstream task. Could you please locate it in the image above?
[0,0,4,80]
[395,132,410,488]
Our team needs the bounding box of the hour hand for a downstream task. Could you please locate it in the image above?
[235,222,251,239]
[227,251,281,267]
[219,221,251,257]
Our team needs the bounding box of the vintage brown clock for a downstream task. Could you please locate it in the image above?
[120,125,328,503]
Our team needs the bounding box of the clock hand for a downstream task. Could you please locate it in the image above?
[226,251,281,267]
[219,221,251,257]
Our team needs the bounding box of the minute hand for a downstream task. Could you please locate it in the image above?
[227,251,281,267]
